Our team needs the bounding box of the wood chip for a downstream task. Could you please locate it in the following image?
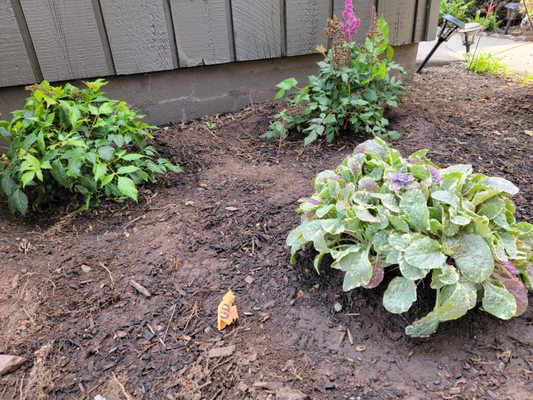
[130,280,151,297]
[207,345,235,358]
[0,355,26,376]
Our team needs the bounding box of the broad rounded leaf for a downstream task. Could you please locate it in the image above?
[483,177,519,196]
[453,233,494,283]
[494,272,528,316]
[334,248,373,291]
[400,189,430,232]
[404,237,446,269]
[482,282,517,320]
[383,277,417,314]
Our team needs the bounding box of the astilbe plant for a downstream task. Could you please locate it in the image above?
[287,138,532,337]
[0,80,180,215]
[264,2,406,146]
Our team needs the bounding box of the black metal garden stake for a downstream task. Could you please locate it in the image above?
[416,14,465,73]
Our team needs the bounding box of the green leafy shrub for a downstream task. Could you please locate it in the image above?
[464,51,508,75]
[287,138,532,337]
[0,80,180,215]
[264,13,405,146]
[440,0,476,24]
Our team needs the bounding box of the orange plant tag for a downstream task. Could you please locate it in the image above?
[217,290,239,331]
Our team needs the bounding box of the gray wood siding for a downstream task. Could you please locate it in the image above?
[100,0,174,74]
[0,0,441,88]
[232,0,282,61]
[286,0,330,57]
[19,0,113,81]
[0,0,35,87]
[170,0,232,67]
[379,0,418,46]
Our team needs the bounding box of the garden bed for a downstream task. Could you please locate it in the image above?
[1,65,532,400]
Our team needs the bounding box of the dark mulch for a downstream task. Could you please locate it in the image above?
[1,65,532,400]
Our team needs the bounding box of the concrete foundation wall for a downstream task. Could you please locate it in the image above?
[0,44,418,130]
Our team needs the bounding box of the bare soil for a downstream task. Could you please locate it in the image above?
[1,65,532,400]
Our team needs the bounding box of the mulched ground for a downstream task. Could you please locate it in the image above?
[1,65,532,400]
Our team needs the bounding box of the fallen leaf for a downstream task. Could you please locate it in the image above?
[523,130,533,137]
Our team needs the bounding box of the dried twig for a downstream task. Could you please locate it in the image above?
[99,263,115,289]
[112,373,134,400]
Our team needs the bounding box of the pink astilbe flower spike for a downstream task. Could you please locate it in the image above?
[339,0,361,42]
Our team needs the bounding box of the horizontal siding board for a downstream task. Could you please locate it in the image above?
[333,0,374,44]
[100,0,174,75]
[170,0,231,67]
[286,0,330,56]
[232,0,282,61]
[0,0,35,87]
[20,0,112,81]
[378,0,417,46]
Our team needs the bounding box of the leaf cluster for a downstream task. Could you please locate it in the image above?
[287,138,532,337]
[264,17,405,146]
[0,80,180,215]
[464,51,508,75]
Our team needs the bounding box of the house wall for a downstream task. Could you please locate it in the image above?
[0,0,437,131]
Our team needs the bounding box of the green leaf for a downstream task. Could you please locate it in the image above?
[21,171,35,187]
[452,233,494,283]
[400,189,430,232]
[276,78,298,91]
[483,177,519,196]
[117,165,140,175]
[1,172,16,195]
[94,163,107,182]
[482,282,516,319]
[383,277,417,314]
[431,190,459,207]
[431,265,459,289]
[332,247,373,291]
[10,189,28,215]
[98,145,115,161]
[117,176,138,201]
[404,237,446,269]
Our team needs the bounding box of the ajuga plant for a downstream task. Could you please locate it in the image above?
[287,138,532,337]
[264,1,406,146]
[0,80,180,215]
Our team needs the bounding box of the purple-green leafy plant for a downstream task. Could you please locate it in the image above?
[287,138,532,337]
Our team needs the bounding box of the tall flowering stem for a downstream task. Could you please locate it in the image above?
[339,0,361,42]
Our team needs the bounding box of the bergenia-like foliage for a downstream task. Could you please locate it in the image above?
[287,139,533,337]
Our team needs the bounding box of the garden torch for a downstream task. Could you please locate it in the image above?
[458,22,483,53]
[416,14,465,73]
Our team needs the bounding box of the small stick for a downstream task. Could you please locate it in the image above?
[22,308,37,326]
[162,303,178,344]
[112,373,134,400]
[347,327,354,345]
[130,280,151,297]
[99,263,115,289]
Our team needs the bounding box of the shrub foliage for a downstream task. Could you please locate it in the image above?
[287,139,532,337]
[264,14,405,145]
[0,80,180,215]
